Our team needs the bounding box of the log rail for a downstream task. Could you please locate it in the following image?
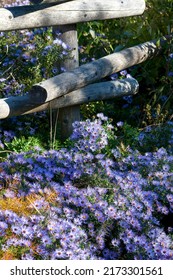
[0,0,145,31]
[0,78,139,118]
[0,35,166,120]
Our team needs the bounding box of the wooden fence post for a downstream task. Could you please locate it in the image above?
[53,24,80,140]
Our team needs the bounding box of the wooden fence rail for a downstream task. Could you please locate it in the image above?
[0,34,166,120]
[0,0,145,31]
[0,78,139,118]
[29,39,161,104]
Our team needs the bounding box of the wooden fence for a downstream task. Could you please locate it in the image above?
[0,0,164,138]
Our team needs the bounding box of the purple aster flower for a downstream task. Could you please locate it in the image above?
[120,70,127,76]
[52,67,58,74]
[96,235,105,249]
[11,225,21,235]
[21,253,34,260]
[36,245,49,258]
[0,221,8,230]
[97,113,108,121]
[6,238,19,247]
[79,213,89,222]
[21,226,34,239]
[42,235,52,246]
[51,249,66,259]
[116,121,124,127]
[19,239,31,247]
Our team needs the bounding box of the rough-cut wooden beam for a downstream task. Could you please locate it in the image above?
[29,39,161,104]
[0,0,146,31]
[0,78,139,119]
[53,24,80,139]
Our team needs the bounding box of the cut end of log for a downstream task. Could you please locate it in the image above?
[125,77,139,95]
[0,100,10,119]
[29,85,48,104]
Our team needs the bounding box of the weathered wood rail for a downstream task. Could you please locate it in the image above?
[0,35,165,119]
[0,0,145,31]
[0,78,139,118]
[0,0,149,138]
[29,39,160,104]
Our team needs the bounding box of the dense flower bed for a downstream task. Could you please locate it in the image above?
[0,115,173,260]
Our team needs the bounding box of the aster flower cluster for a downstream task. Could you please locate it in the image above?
[0,129,15,149]
[0,114,173,260]
[0,25,70,98]
[0,0,71,100]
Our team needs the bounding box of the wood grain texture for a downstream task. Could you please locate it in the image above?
[0,0,146,31]
[29,40,161,104]
[52,24,80,139]
[0,78,139,119]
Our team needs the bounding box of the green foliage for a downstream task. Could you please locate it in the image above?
[5,136,43,153]
[116,122,140,149]
[138,122,173,153]
[78,0,173,127]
